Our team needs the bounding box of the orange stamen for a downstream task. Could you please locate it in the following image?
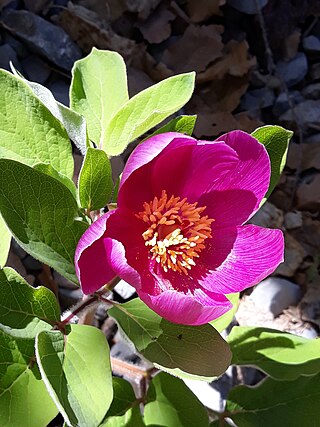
[136,190,214,274]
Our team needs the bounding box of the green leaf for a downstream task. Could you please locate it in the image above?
[109,299,231,380]
[78,147,114,211]
[100,378,145,427]
[34,163,77,200]
[0,267,60,338]
[251,125,293,203]
[70,48,129,147]
[146,115,197,140]
[144,372,209,427]
[103,72,196,156]
[0,69,74,178]
[10,63,88,155]
[226,372,320,427]
[0,159,88,283]
[0,329,58,427]
[0,213,10,268]
[36,324,113,427]
[228,326,320,381]
[210,293,239,333]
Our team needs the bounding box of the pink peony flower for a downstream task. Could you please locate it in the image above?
[75,131,284,325]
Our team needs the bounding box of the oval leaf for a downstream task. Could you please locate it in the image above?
[210,293,239,333]
[103,72,195,156]
[0,267,60,338]
[100,378,144,427]
[145,114,197,140]
[109,299,231,379]
[144,372,209,427]
[0,159,88,283]
[251,125,293,204]
[70,48,129,147]
[227,373,320,427]
[36,324,113,427]
[0,329,58,427]
[78,147,114,211]
[228,326,320,380]
[0,69,74,178]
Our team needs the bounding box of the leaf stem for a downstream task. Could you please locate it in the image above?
[56,276,120,328]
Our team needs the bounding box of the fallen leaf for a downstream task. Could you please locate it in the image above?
[197,40,256,83]
[186,0,225,22]
[57,2,136,58]
[139,4,175,44]
[162,24,224,73]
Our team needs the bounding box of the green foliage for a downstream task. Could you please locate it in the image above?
[11,63,88,155]
[146,115,197,139]
[226,372,320,427]
[100,378,145,427]
[251,125,293,204]
[210,293,239,333]
[0,213,10,268]
[34,163,77,200]
[0,267,60,338]
[103,72,195,156]
[109,298,231,380]
[144,372,209,427]
[36,324,113,427]
[0,159,88,283]
[0,329,58,427]
[228,326,320,380]
[78,147,114,210]
[0,69,74,178]
[71,48,129,147]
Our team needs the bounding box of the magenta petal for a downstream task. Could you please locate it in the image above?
[138,287,232,325]
[215,130,271,219]
[75,210,140,294]
[75,212,116,294]
[199,224,284,294]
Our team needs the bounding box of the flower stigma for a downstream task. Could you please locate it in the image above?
[137,190,214,274]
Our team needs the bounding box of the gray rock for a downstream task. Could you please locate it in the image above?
[24,0,51,13]
[114,280,136,300]
[284,211,303,230]
[48,80,70,106]
[310,63,320,80]
[2,9,82,70]
[276,233,305,277]
[0,44,19,71]
[23,255,42,270]
[59,287,83,310]
[272,91,303,116]
[299,327,318,339]
[250,277,302,317]
[53,271,79,290]
[279,100,320,132]
[302,82,320,100]
[250,202,283,229]
[227,0,269,14]
[296,173,320,212]
[21,55,51,84]
[276,53,308,87]
[303,35,320,56]
[241,87,275,111]
[2,33,28,59]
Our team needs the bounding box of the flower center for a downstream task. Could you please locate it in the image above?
[137,190,214,274]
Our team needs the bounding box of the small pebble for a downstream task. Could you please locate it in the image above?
[284,211,303,230]
[250,277,302,317]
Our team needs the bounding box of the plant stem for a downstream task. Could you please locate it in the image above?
[57,276,121,327]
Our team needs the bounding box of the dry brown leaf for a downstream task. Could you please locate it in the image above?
[197,40,256,83]
[139,5,175,44]
[194,110,262,139]
[125,0,161,19]
[58,2,136,58]
[186,0,225,22]
[127,66,154,96]
[131,48,173,81]
[162,24,224,73]
[75,0,127,21]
